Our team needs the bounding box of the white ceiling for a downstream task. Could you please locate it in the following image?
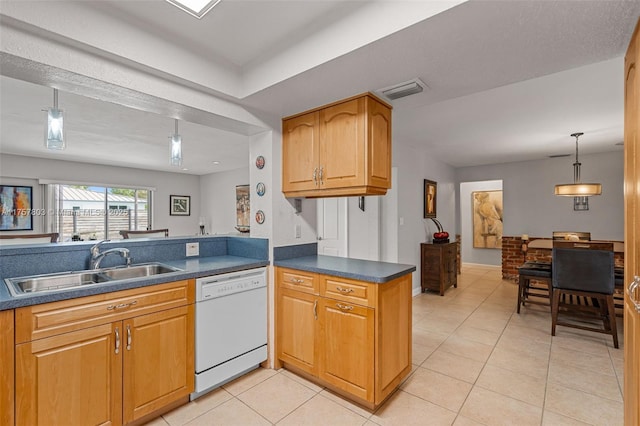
[0,0,639,174]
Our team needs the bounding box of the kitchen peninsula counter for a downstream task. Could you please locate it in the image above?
[274,249,415,410]
[273,255,415,283]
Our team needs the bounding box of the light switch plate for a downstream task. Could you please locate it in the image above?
[295,224,301,238]
[186,242,199,257]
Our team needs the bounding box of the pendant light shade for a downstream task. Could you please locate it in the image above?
[45,89,65,150]
[170,119,183,167]
[554,132,602,197]
[554,183,602,196]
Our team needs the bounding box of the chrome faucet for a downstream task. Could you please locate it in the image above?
[90,240,132,269]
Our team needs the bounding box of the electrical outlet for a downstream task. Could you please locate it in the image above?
[295,224,301,238]
[186,242,199,257]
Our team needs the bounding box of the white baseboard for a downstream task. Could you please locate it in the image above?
[412,286,422,297]
[461,262,501,269]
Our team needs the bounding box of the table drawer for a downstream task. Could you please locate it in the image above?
[277,268,319,294]
[321,276,375,307]
[15,280,194,343]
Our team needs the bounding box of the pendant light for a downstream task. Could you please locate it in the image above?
[170,119,183,167]
[554,132,602,198]
[45,88,65,150]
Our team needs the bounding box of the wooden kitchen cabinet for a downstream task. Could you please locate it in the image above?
[421,242,458,295]
[16,322,123,425]
[276,267,411,409]
[318,297,374,402]
[123,305,194,423]
[282,93,392,198]
[14,280,195,426]
[277,288,319,376]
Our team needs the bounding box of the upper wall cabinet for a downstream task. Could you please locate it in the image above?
[282,93,392,198]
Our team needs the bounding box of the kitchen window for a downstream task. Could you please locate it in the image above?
[45,184,153,242]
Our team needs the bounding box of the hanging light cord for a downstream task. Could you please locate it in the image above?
[571,132,583,184]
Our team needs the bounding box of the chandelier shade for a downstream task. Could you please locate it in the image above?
[554,183,602,196]
[554,132,602,199]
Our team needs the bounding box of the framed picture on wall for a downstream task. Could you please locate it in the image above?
[423,179,437,218]
[0,185,34,231]
[169,195,191,216]
[472,190,503,249]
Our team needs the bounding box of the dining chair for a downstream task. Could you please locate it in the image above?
[119,229,169,239]
[517,261,552,313]
[0,232,59,245]
[551,245,618,348]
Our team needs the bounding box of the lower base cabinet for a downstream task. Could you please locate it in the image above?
[276,267,412,409]
[14,280,195,426]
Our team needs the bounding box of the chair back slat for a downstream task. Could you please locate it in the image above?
[552,241,613,251]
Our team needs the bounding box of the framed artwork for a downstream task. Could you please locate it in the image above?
[0,185,34,231]
[423,180,437,218]
[472,190,503,249]
[236,184,250,227]
[169,195,191,216]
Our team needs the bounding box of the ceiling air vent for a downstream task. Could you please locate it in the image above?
[377,78,427,101]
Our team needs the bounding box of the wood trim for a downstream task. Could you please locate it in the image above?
[283,185,389,198]
[282,92,392,121]
[0,310,14,426]
[624,16,640,426]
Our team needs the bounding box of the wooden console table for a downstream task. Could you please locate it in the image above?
[421,242,457,295]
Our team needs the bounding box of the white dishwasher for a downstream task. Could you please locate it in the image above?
[191,267,267,400]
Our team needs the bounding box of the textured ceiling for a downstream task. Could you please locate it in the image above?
[0,0,638,173]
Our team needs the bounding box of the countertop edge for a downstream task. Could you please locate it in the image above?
[274,255,416,283]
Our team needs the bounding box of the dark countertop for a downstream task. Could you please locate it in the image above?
[273,255,415,283]
[0,256,269,310]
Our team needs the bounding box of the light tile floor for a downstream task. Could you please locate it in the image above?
[147,264,624,426]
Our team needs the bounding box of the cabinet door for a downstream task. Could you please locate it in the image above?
[277,288,319,375]
[319,298,374,402]
[282,111,320,193]
[367,96,392,189]
[15,322,122,426]
[123,305,194,423]
[320,98,365,189]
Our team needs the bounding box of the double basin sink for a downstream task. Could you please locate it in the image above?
[5,263,182,297]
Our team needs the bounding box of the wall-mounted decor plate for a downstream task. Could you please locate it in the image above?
[256,182,266,196]
[255,155,265,169]
[255,210,265,224]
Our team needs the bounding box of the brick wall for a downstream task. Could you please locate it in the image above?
[502,236,625,281]
[501,236,525,280]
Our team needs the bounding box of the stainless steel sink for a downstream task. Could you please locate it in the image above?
[99,263,181,280]
[5,262,182,297]
[6,271,110,296]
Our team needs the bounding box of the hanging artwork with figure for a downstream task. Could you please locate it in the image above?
[235,184,250,233]
[472,190,503,249]
[423,179,437,218]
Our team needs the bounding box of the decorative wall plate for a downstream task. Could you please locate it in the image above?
[255,210,265,224]
[256,182,266,196]
[255,155,265,169]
